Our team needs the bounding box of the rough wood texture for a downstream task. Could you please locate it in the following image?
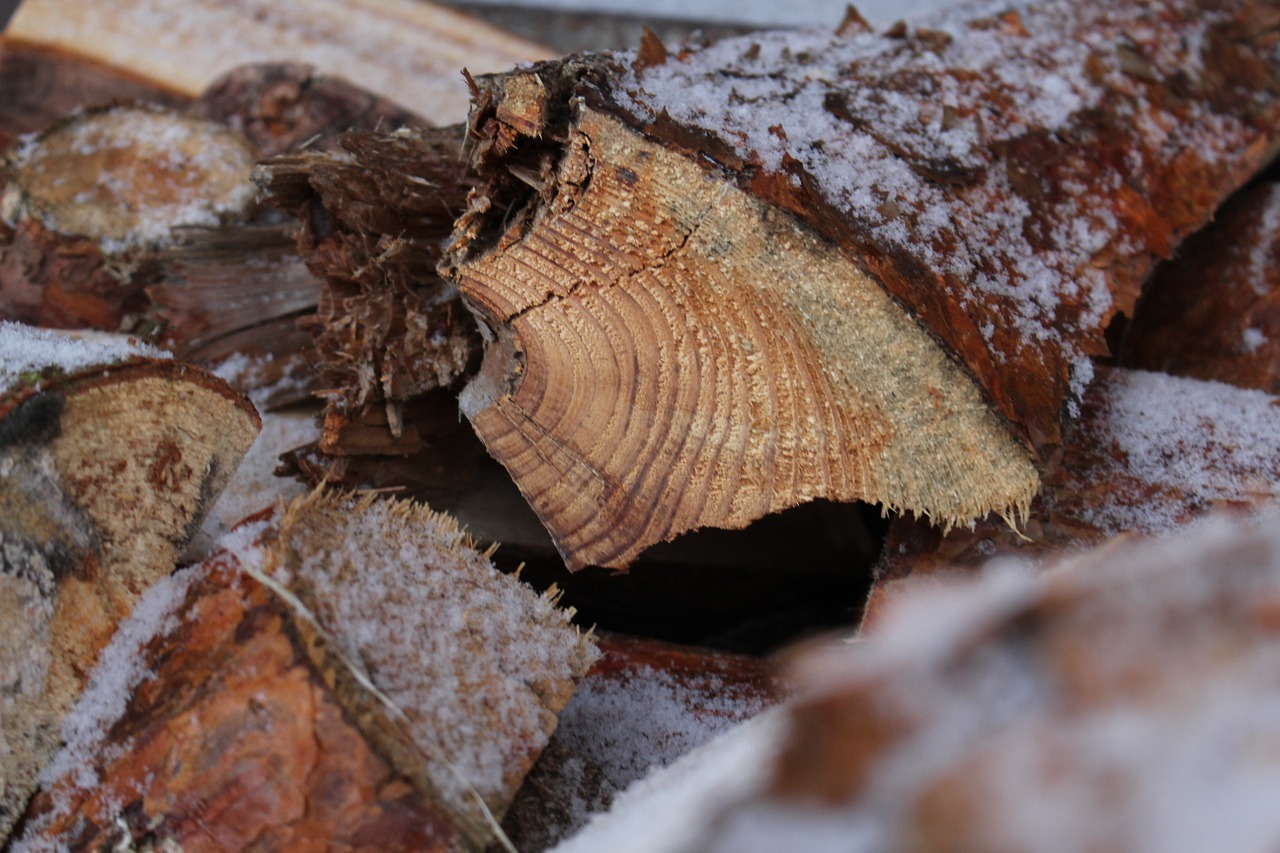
[3,0,551,125]
[16,492,598,852]
[259,123,480,428]
[0,331,259,842]
[444,0,1280,569]
[1122,181,1280,392]
[864,366,1280,629]
[16,551,463,852]
[0,105,258,331]
[502,632,782,851]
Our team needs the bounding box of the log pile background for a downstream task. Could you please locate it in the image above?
[3,0,1280,850]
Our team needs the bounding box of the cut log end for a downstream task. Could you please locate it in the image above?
[2,105,257,253]
[449,96,1039,570]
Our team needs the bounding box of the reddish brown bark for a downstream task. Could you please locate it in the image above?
[1122,181,1280,392]
[18,553,462,852]
[441,0,1280,569]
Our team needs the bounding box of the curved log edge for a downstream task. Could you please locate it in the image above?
[443,0,1280,570]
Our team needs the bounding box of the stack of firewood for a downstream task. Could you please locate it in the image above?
[3,0,1280,850]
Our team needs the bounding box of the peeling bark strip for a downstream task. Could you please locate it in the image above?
[444,0,1280,570]
[0,325,259,842]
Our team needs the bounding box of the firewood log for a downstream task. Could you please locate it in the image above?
[0,105,259,331]
[1122,181,1280,392]
[438,1,1280,569]
[553,511,1280,853]
[502,632,782,851]
[0,322,259,841]
[13,492,598,852]
[864,365,1280,627]
[2,0,551,126]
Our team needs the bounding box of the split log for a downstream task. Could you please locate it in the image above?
[0,322,259,841]
[554,512,1280,853]
[442,0,1280,569]
[1122,181,1280,392]
[864,366,1280,627]
[0,40,186,149]
[2,0,552,126]
[0,105,259,331]
[502,632,782,851]
[15,492,598,852]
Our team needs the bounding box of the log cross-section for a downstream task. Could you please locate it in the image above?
[444,0,1280,570]
[454,109,1038,569]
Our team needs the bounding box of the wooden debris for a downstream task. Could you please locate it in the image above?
[2,0,552,126]
[0,323,259,841]
[442,0,1280,569]
[15,491,598,851]
[864,366,1280,627]
[503,632,782,851]
[258,123,480,438]
[1122,181,1280,393]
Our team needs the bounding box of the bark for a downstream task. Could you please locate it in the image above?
[442,0,1280,569]
[16,492,598,852]
[502,632,782,851]
[1121,180,1280,392]
[674,516,1280,853]
[3,0,552,126]
[0,333,259,842]
[864,366,1280,629]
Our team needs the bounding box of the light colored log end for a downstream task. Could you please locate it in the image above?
[453,106,1039,569]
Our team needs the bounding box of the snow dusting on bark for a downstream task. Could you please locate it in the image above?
[268,493,599,814]
[1070,369,1280,534]
[559,513,1280,853]
[602,0,1277,445]
[0,321,169,394]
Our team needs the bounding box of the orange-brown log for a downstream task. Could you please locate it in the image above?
[443,1,1280,569]
[1122,181,1280,392]
[15,491,599,851]
[0,324,259,841]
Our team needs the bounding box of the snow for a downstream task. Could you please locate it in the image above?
[557,512,1280,853]
[1075,370,1280,534]
[0,321,169,394]
[14,564,205,852]
[270,494,599,813]
[526,658,775,847]
[551,710,787,853]
[603,0,1258,419]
